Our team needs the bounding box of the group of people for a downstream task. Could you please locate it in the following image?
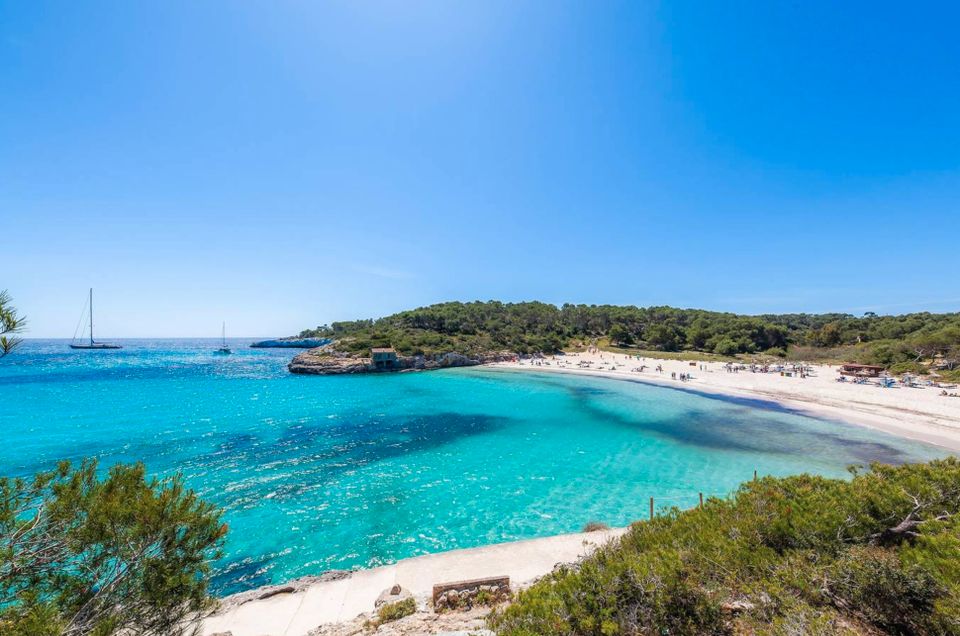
[724,362,810,378]
[836,374,959,395]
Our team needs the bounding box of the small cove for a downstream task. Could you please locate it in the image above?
[1,340,948,595]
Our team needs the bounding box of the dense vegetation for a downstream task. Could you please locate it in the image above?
[491,458,960,636]
[300,301,960,371]
[0,460,226,636]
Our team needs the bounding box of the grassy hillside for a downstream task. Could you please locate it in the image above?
[299,301,960,372]
[490,458,960,636]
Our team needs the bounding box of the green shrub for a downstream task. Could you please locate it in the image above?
[378,597,416,623]
[0,460,226,636]
[712,337,740,356]
[827,547,944,634]
[865,340,913,367]
[582,521,610,532]
[490,458,960,636]
[890,361,928,375]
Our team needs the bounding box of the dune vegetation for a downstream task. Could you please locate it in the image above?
[490,457,960,636]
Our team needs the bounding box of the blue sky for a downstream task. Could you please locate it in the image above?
[2,1,959,337]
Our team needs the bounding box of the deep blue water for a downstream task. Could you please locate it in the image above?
[1,339,948,594]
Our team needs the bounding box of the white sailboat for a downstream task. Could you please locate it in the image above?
[70,288,122,350]
[214,322,232,355]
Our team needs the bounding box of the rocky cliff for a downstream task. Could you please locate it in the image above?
[287,345,514,375]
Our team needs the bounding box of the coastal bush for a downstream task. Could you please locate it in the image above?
[377,597,416,622]
[785,343,865,363]
[938,369,960,383]
[711,337,740,356]
[0,460,226,636]
[489,458,960,636]
[582,522,610,532]
[889,361,929,375]
[864,340,914,367]
[826,547,944,634]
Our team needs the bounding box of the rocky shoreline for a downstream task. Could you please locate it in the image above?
[288,345,515,375]
[214,571,352,615]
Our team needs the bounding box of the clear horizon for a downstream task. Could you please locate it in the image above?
[14,295,960,340]
[4,2,959,338]
[14,296,960,341]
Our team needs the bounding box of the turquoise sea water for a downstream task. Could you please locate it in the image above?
[1,340,949,595]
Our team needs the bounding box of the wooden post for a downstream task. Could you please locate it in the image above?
[649,497,654,521]
[699,492,703,509]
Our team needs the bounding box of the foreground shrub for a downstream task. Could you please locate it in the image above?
[490,458,960,636]
[582,521,611,532]
[377,597,416,622]
[0,460,226,636]
[827,547,944,634]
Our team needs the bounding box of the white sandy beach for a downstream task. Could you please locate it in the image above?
[488,352,960,451]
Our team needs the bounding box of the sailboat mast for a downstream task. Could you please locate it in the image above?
[222,322,226,347]
[89,288,94,345]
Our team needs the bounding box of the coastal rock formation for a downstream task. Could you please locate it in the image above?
[287,349,376,375]
[288,345,514,376]
[306,606,493,636]
[214,571,351,614]
[376,584,414,608]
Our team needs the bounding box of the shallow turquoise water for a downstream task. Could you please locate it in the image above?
[1,340,949,594]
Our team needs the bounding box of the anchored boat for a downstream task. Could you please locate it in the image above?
[214,322,232,355]
[69,288,122,350]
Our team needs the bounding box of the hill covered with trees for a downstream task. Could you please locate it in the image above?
[299,301,960,374]
[491,457,960,636]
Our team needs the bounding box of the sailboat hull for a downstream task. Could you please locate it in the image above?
[70,289,121,349]
[214,322,231,354]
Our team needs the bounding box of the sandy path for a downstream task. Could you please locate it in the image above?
[202,528,626,636]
